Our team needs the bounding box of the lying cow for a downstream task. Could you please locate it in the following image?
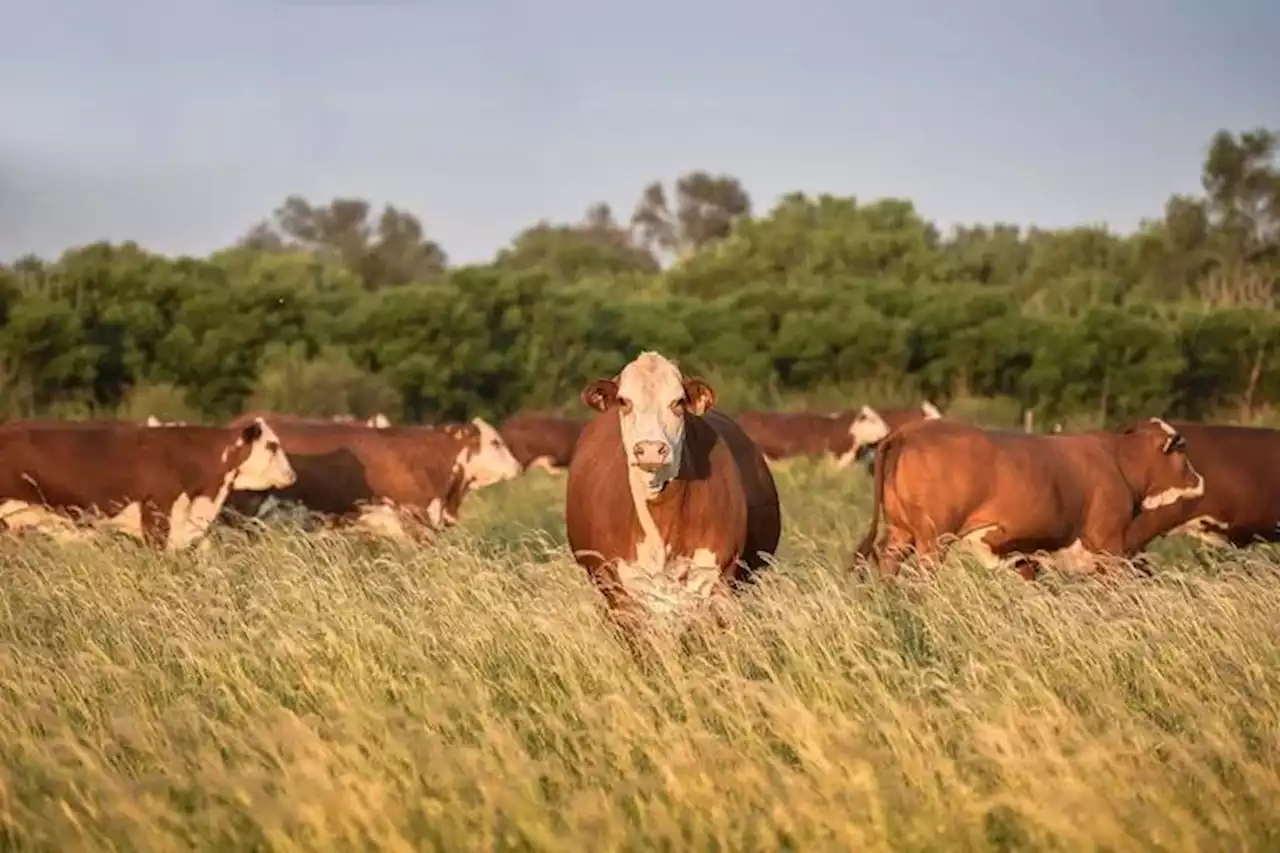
[499,412,586,474]
[0,418,295,550]
[852,417,1205,578]
[566,351,782,643]
[224,420,522,539]
[1124,421,1280,552]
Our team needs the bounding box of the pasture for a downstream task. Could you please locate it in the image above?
[1,457,1278,852]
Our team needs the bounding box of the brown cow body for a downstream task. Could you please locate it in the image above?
[0,419,295,549]
[1124,421,1280,551]
[566,352,782,639]
[736,411,857,464]
[499,412,586,474]
[224,421,521,539]
[853,417,1205,577]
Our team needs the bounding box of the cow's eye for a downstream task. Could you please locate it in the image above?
[670,399,684,413]
[618,397,633,413]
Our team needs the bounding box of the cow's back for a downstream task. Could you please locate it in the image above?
[702,410,781,576]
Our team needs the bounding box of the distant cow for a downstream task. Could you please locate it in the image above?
[852,417,1205,579]
[224,420,522,539]
[848,401,943,465]
[0,419,296,550]
[230,411,389,430]
[1123,421,1280,552]
[145,415,189,427]
[499,412,586,474]
[736,410,862,466]
[565,351,782,641]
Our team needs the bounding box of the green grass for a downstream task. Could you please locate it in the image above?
[2,459,1279,852]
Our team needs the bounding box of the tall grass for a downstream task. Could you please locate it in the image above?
[1,460,1278,851]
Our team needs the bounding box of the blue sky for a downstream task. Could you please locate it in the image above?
[1,0,1276,264]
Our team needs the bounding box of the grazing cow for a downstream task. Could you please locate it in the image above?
[224,420,522,539]
[145,415,189,427]
[1123,421,1280,552]
[498,412,586,474]
[852,417,1205,579]
[0,419,296,550]
[848,401,943,465]
[565,351,782,640]
[736,410,861,466]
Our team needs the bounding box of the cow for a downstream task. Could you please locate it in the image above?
[145,415,189,427]
[735,410,860,466]
[848,401,943,466]
[498,412,586,474]
[0,418,296,550]
[222,420,522,539]
[565,351,782,645]
[851,417,1206,579]
[1122,421,1280,553]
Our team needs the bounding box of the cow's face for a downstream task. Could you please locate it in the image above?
[848,406,891,458]
[222,418,297,491]
[1118,418,1205,511]
[581,351,715,490]
[462,417,523,488]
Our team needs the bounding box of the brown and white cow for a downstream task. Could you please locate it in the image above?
[565,351,782,639]
[224,420,522,539]
[498,412,586,474]
[1123,421,1280,552]
[0,419,295,550]
[848,401,943,466]
[852,417,1205,578]
[735,410,860,466]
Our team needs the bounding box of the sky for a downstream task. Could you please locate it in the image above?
[1,0,1277,265]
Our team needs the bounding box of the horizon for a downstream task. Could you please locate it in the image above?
[2,0,1277,265]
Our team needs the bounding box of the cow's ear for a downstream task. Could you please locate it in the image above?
[238,422,262,444]
[682,378,716,416]
[581,379,618,413]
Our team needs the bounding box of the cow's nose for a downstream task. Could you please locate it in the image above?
[632,440,670,470]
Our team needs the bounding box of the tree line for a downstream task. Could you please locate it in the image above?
[1,126,1277,430]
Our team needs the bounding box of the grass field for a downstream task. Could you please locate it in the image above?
[2,458,1280,852]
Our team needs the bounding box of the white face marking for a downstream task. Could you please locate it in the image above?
[228,419,297,491]
[1151,417,1178,437]
[355,502,411,540]
[616,352,689,497]
[921,401,942,419]
[848,405,890,458]
[145,415,162,427]
[368,413,390,428]
[1141,457,1206,511]
[464,417,524,489]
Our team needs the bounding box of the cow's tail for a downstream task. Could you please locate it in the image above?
[852,433,898,567]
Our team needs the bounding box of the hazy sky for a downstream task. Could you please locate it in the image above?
[2,0,1277,264]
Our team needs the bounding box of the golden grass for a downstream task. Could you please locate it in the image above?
[2,459,1280,852]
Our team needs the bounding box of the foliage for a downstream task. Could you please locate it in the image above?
[1,127,1277,426]
[2,462,1279,850]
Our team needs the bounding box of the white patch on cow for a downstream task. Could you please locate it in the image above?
[355,502,410,540]
[102,501,144,540]
[166,492,225,551]
[526,455,564,475]
[367,413,390,428]
[921,401,942,419]
[227,418,296,491]
[0,500,92,542]
[1151,417,1178,437]
[848,405,891,462]
[958,525,1005,570]
[145,415,162,427]
[616,352,691,498]
[1045,538,1098,573]
[463,417,523,489]
[425,498,445,529]
[1169,514,1232,548]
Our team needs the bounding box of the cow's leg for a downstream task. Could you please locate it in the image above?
[878,524,916,578]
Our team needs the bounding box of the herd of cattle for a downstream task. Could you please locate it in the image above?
[3,349,1280,634]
